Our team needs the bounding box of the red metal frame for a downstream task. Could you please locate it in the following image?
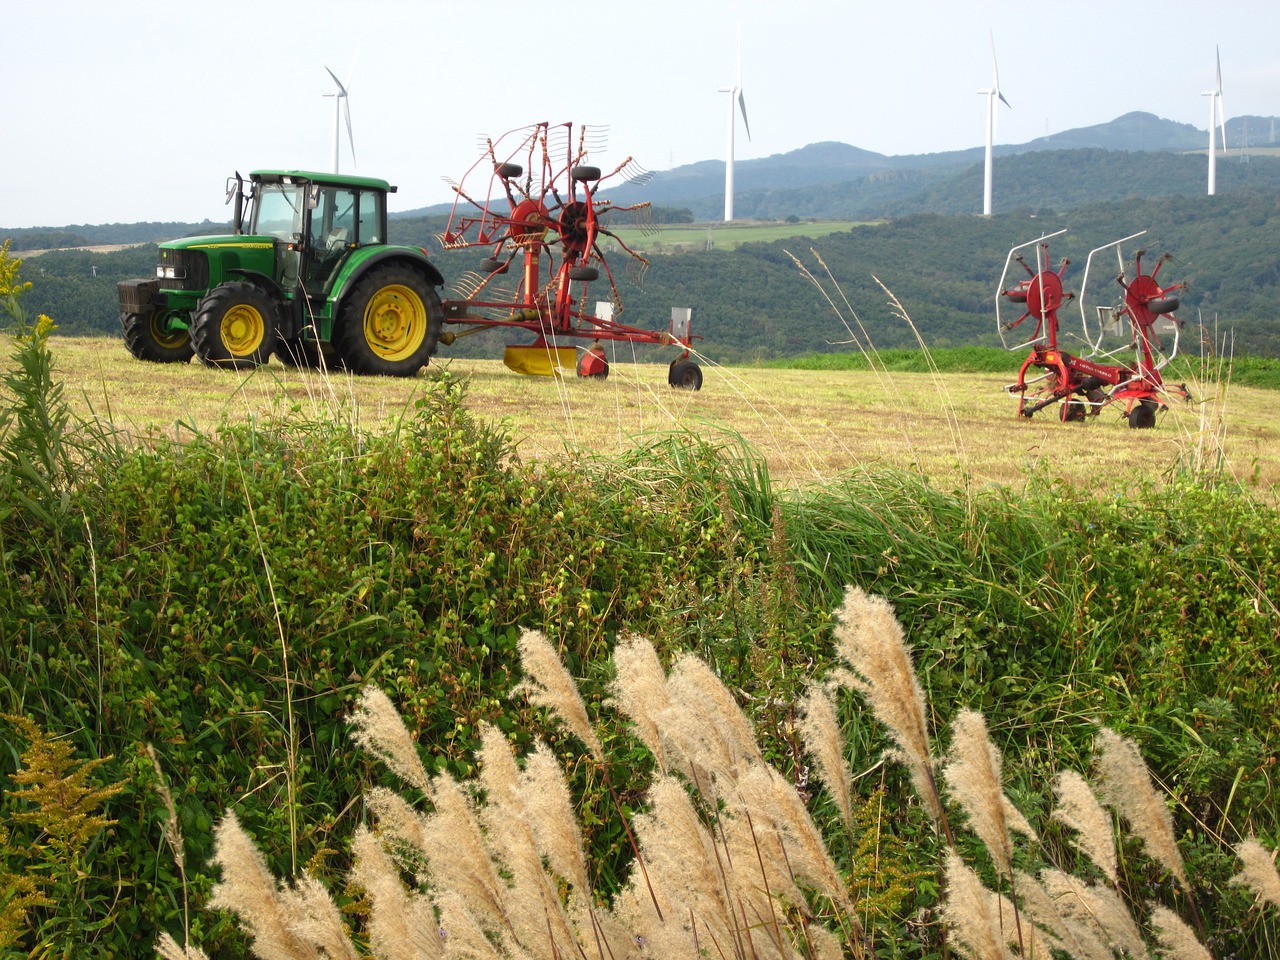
[999,235,1191,427]
[437,122,696,363]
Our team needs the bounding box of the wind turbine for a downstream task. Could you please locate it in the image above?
[324,66,356,174]
[978,32,1010,217]
[719,38,751,222]
[1203,46,1226,196]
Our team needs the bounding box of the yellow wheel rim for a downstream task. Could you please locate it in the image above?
[220,304,265,356]
[363,284,426,361]
[150,313,189,349]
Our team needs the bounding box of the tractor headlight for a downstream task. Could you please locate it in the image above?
[156,265,185,280]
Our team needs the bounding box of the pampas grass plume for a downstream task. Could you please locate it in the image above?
[797,681,853,833]
[347,685,432,796]
[1231,838,1280,910]
[941,850,1009,960]
[513,628,604,762]
[1150,904,1213,960]
[1051,769,1117,884]
[607,633,671,771]
[155,932,210,960]
[1094,727,1188,890]
[832,586,943,823]
[944,709,1035,878]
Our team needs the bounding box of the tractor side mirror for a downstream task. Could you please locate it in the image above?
[307,184,321,209]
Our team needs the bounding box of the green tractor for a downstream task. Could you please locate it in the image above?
[117,170,445,376]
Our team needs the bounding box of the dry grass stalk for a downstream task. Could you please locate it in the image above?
[607,633,671,771]
[346,685,432,796]
[943,709,1035,879]
[1231,838,1280,910]
[831,586,944,825]
[797,681,853,833]
[513,628,604,762]
[1051,770,1117,885]
[1093,727,1188,890]
[284,874,360,960]
[1149,904,1213,960]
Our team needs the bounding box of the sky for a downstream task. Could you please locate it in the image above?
[4,0,1278,229]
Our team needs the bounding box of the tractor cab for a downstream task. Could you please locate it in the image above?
[238,171,394,299]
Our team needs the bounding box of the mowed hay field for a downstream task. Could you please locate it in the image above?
[36,335,1280,497]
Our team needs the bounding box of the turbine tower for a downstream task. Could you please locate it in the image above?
[324,66,357,174]
[1203,47,1226,196]
[978,32,1010,217]
[719,38,751,222]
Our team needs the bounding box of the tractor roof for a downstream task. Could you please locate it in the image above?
[250,170,397,193]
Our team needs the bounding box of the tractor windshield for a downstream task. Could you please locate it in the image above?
[251,184,305,240]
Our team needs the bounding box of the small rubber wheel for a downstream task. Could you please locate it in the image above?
[1061,401,1086,422]
[1128,400,1158,429]
[122,310,194,363]
[191,282,278,369]
[496,162,523,179]
[571,165,601,182]
[567,265,599,282]
[1148,296,1180,315]
[480,258,509,275]
[668,359,703,391]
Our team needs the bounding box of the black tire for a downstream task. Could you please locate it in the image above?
[480,258,509,275]
[334,264,442,377]
[567,265,600,282]
[1061,401,1086,422]
[191,282,278,369]
[668,359,703,391]
[571,165,601,182]
[1128,400,1158,429]
[496,162,523,179]
[121,310,194,363]
[1148,296,1180,315]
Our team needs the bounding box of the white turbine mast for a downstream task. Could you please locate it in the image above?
[1203,46,1226,196]
[324,66,357,174]
[719,35,751,222]
[978,31,1010,217]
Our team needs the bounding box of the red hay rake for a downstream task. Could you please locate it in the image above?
[436,122,702,385]
[997,230,1192,427]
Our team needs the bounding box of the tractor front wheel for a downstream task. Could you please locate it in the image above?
[335,265,442,376]
[192,282,278,369]
[122,310,194,363]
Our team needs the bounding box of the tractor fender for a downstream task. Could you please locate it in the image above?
[328,247,444,308]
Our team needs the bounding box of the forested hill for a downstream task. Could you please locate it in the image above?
[14,186,1280,357]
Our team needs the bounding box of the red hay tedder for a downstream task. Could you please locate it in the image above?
[437,122,704,388]
[997,230,1192,427]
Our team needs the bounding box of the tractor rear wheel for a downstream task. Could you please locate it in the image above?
[192,282,278,369]
[122,310,194,363]
[335,265,442,376]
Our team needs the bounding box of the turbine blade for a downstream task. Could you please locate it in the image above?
[324,65,347,96]
[344,100,356,167]
[738,90,751,140]
[998,91,1011,109]
[1215,45,1222,93]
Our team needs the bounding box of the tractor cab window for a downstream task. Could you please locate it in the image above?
[309,187,359,252]
[358,192,382,244]
[251,184,305,240]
